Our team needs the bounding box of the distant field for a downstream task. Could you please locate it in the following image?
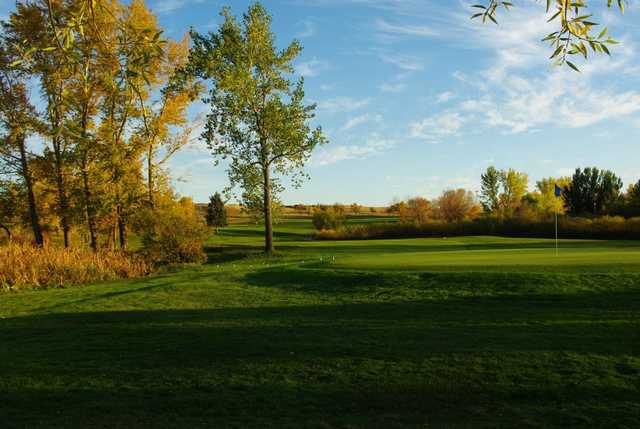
[1,218,639,428]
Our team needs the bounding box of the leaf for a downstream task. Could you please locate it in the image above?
[566,60,580,72]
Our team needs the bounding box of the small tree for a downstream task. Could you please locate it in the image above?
[206,192,227,227]
[312,207,344,231]
[186,3,326,254]
[435,189,481,223]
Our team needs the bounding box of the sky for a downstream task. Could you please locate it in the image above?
[3,0,640,205]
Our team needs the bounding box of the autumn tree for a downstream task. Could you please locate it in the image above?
[5,1,77,247]
[500,168,529,217]
[186,3,326,254]
[435,189,481,223]
[399,197,431,224]
[0,39,44,246]
[472,1,624,70]
[535,177,571,216]
[0,180,21,240]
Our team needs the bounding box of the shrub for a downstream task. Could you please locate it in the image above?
[312,207,345,231]
[0,243,150,291]
[315,216,640,241]
[136,198,208,265]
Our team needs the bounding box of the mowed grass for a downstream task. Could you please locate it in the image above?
[1,218,639,428]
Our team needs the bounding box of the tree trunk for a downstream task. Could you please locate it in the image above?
[147,148,155,209]
[17,134,44,246]
[0,223,11,241]
[81,154,98,251]
[262,164,274,254]
[79,104,98,251]
[117,205,127,250]
[52,136,70,247]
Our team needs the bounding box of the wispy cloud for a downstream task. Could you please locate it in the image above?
[379,82,406,93]
[410,112,465,143]
[431,3,640,137]
[341,113,382,131]
[317,96,371,113]
[296,58,331,77]
[379,52,424,71]
[375,18,438,37]
[313,134,395,166]
[436,91,455,103]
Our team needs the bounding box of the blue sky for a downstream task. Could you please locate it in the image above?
[3,0,640,205]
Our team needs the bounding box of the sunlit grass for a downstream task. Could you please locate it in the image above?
[1,218,639,428]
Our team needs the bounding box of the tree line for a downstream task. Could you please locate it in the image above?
[0,0,200,250]
[380,166,639,226]
[480,166,640,220]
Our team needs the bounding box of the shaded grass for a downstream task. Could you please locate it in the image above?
[1,219,640,428]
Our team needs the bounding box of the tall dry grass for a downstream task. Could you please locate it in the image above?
[0,243,151,292]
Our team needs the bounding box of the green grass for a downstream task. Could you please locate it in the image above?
[1,219,639,428]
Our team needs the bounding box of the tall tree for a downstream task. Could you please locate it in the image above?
[480,166,501,214]
[186,3,326,254]
[5,1,76,247]
[0,39,44,246]
[499,168,528,217]
[563,167,622,216]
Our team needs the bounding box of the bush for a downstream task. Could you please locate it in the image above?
[0,243,150,291]
[312,207,345,231]
[315,216,640,241]
[136,198,208,265]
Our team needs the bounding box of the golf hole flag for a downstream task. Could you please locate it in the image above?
[555,184,563,198]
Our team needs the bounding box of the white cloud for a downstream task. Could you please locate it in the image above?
[410,112,465,143]
[317,96,371,113]
[379,52,423,71]
[434,3,640,137]
[296,58,331,77]
[379,82,406,93]
[313,134,395,166]
[458,72,640,134]
[436,91,454,103]
[341,113,382,131]
[375,19,438,37]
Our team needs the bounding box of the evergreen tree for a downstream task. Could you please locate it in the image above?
[206,192,227,227]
